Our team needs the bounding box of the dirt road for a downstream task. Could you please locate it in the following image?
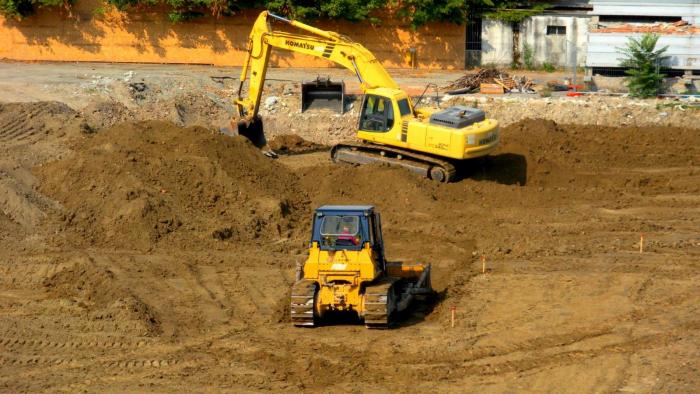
[1,99,698,392]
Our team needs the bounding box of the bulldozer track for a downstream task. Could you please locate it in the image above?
[290,280,317,327]
[363,278,398,329]
[331,143,457,182]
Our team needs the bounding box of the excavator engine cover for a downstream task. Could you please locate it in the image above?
[301,77,345,114]
[429,106,485,129]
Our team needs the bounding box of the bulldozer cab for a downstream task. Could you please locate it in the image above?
[311,205,385,267]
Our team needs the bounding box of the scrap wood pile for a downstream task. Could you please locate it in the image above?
[443,68,535,94]
[591,20,700,34]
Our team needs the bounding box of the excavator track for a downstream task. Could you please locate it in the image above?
[363,279,398,329]
[290,280,318,327]
[331,143,457,183]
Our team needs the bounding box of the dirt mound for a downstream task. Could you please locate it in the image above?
[300,163,438,211]
[0,101,77,144]
[81,100,134,131]
[43,258,121,306]
[170,93,231,128]
[43,257,162,335]
[35,121,306,250]
[0,102,80,249]
[268,134,324,154]
[496,118,698,188]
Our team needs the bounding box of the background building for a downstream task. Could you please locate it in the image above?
[475,1,592,68]
[586,0,700,76]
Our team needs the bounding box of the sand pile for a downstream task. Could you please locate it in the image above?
[0,101,78,143]
[268,134,324,154]
[43,256,162,336]
[35,121,307,250]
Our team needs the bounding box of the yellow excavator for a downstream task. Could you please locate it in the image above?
[291,205,433,328]
[232,11,500,182]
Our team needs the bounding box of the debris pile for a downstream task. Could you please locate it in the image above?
[592,20,700,34]
[443,68,535,94]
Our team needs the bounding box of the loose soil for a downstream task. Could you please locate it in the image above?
[1,101,699,392]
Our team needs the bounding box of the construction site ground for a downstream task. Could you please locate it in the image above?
[1,61,699,392]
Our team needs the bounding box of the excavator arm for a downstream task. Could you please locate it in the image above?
[231,11,400,145]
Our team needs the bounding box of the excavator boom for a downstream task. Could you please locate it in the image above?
[235,11,398,120]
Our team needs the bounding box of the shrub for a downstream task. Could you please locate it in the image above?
[542,62,555,73]
[523,42,534,70]
[0,0,553,27]
[0,0,70,18]
[618,33,669,98]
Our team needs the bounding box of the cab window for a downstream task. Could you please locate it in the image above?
[320,215,361,247]
[360,95,394,132]
[397,98,412,117]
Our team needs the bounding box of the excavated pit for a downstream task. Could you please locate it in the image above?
[1,102,699,392]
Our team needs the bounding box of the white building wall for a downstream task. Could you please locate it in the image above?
[587,33,700,70]
[591,0,700,25]
[481,15,590,68]
[481,19,513,66]
[521,15,590,67]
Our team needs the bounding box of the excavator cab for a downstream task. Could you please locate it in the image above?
[359,95,395,132]
[358,93,414,133]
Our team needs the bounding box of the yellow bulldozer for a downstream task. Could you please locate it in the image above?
[231,11,500,182]
[291,205,433,328]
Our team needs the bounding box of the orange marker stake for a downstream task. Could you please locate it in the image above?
[481,255,486,274]
[640,233,644,254]
[450,306,456,328]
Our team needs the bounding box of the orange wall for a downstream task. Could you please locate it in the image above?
[0,3,465,69]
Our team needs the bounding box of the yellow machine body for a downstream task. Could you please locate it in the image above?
[303,241,378,316]
[234,11,500,177]
[358,87,500,160]
[290,205,432,328]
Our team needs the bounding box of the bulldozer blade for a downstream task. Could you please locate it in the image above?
[302,77,345,114]
[220,115,266,148]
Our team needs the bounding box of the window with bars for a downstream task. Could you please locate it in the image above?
[546,25,566,35]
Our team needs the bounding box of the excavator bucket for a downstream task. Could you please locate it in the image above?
[301,77,345,114]
[220,115,267,149]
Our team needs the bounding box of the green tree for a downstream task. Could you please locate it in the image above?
[618,33,669,98]
[395,0,550,29]
[481,1,549,23]
[0,0,71,18]
[266,0,387,23]
[396,0,466,27]
[1,0,552,27]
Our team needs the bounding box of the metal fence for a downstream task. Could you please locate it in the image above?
[465,17,482,69]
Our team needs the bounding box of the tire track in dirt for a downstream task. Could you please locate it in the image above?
[387,325,697,382]
[0,106,44,143]
[0,336,150,351]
